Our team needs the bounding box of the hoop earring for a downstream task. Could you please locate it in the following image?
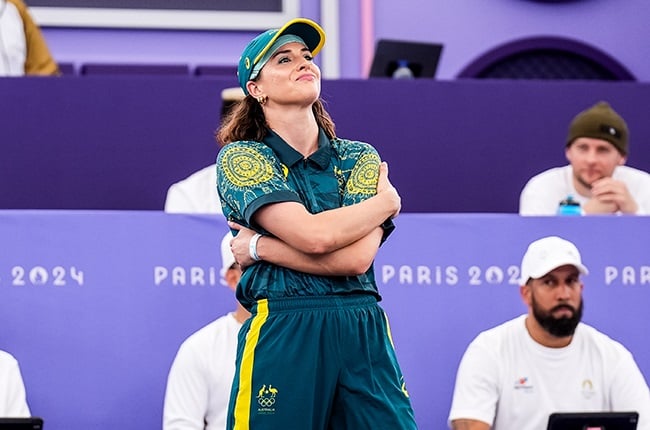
[257,95,268,106]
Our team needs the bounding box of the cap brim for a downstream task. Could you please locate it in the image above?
[253,18,325,65]
[527,260,589,282]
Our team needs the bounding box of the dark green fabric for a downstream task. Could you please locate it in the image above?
[227,295,417,430]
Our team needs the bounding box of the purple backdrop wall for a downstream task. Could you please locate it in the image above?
[38,0,650,81]
[1,212,649,430]
[1,76,649,212]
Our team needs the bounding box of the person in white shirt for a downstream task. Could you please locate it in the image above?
[0,0,59,76]
[163,232,250,430]
[164,87,245,214]
[519,101,650,215]
[0,349,30,417]
[448,236,650,430]
[164,165,221,214]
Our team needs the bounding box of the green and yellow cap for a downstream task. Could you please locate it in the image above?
[237,18,325,95]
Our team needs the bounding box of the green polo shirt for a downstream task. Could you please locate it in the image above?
[216,128,394,309]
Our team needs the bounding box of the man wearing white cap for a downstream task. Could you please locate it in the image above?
[0,0,59,76]
[448,236,650,430]
[163,232,250,430]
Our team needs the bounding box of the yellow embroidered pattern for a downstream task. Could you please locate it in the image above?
[220,146,274,188]
[346,152,380,195]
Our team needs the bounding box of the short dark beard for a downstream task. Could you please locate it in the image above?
[532,297,583,338]
[576,175,593,191]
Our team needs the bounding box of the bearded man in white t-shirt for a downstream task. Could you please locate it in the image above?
[448,236,650,430]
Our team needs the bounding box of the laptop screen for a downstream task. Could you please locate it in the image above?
[369,39,443,79]
[547,411,638,430]
[0,418,43,430]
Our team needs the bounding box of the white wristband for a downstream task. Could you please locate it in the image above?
[249,233,262,261]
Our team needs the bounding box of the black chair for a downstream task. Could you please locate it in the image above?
[79,63,190,76]
[57,62,76,76]
[193,64,237,78]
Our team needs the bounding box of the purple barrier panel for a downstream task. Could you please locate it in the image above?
[193,64,238,78]
[79,63,191,76]
[0,212,649,430]
[0,77,230,211]
[2,77,650,213]
[0,211,232,430]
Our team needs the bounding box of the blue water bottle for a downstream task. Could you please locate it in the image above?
[557,195,582,216]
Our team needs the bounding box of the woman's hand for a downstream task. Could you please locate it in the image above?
[227,222,257,269]
[377,161,401,219]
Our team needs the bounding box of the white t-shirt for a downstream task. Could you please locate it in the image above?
[0,350,30,417]
[519,165,650,215]
[0,0,27,76]
[448,315,650,430]
[164,164,222,214]
[163,313,242,430]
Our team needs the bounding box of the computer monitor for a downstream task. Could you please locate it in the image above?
[0,417,44,429]
[546,411,638,430]
[369,39,443,79]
